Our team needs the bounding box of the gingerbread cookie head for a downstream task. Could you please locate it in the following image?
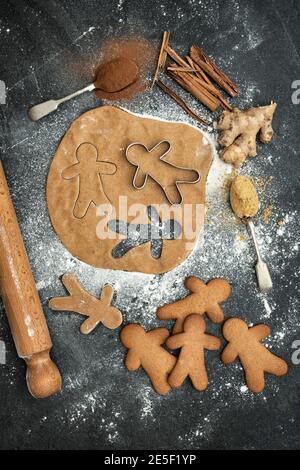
[46,106,213,274]
[119,324,145,349]
[222,317,249,341]
[184,314,206,334]
[76,142,97,162]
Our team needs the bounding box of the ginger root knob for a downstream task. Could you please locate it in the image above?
[217,103,277,167]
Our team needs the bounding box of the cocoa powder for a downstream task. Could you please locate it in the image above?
[94,57,139,93]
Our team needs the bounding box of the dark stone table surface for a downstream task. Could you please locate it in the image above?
[0,0,299,450]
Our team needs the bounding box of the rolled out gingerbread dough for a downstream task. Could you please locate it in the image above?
[46,106,212,274]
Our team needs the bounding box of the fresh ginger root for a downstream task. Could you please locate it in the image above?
[217,102,277,167]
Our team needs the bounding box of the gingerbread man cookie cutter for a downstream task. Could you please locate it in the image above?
[125,140,201,205]
[62,142,117,219]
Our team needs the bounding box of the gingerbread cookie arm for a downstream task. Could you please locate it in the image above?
[264,354,288,376]
[157,292,201,332]
[95,161,117,175]
[207,279,232,299]
[61,272,83,294]
[163,184,182,205]
[100,284,113,303]
[244,363,265,393]
[250,324,271,341]
[221,343,238,364]
[124,349,141,371]
[49,273,95,316]
[184,276,205,292]
[205,304,225,323]
[61,164,80,180]
[49,295,77,312]
[49,274,84,312]
[204,335,221,351]
[168,358,189,389]
[133,168,147,189]
[148,327,170,344]
[156,302,182,321]
[165,333,185,350]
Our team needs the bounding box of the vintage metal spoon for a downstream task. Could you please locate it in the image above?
[246,218,273,293]
[230,175,273,293]
[28,83,95,121]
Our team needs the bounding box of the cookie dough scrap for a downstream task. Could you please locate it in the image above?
[166,315,220,391]
[221,318,288,393]
[49,273,123,334]
[157,276,231,333]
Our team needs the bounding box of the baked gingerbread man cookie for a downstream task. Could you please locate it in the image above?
[166,315,220,391]
[157,276,231,333]
[120,324,176,395]
[221,318,288,393]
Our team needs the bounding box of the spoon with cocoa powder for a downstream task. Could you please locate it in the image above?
[28,57,139,121]
[230,175,273,293]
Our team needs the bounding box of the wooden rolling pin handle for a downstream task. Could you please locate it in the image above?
[0,161,61,398]
[25,350,61,399]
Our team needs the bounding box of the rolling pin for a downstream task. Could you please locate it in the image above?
[0,161,61,398]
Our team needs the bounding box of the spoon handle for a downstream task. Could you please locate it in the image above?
[247,219,273,293]
[56,83,95,105]
[28,83,95,121]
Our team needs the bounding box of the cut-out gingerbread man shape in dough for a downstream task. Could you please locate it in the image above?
[157,276,231,333]
[62,142,116,219]
[125,140,200,205]
[120,324,176,395]
[166,315,221,391]
[221,318,288,393]
[49,273,123,334]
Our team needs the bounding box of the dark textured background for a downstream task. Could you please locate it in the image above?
[0,0,299,450]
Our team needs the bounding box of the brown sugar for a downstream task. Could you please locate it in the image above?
[230,175,259,219]
[262,204,273,224]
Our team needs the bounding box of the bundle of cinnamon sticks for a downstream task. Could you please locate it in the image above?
[152,32,240,124]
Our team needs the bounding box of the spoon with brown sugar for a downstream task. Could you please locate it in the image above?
[28,57,139,121]
[230,175,273,293]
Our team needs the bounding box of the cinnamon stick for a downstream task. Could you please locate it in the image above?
[168,69,220,112]
[161,32,170,68]
[166,47,229,112]
[191,74,232,111]
[156,79,208,125]
[151,31,170,87]
[183,58,232,111]
[185,56,212,85]
[190,45,240,97]
[166,46,190,68]
[167,66,197,73]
